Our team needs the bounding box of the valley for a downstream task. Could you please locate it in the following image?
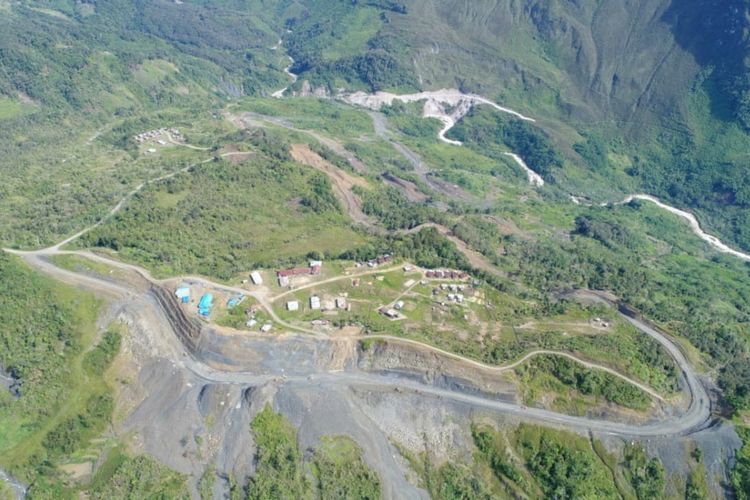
[1,1,749,498]
[1,102,742,497]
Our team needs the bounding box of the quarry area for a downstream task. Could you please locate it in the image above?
[4,231,736,498]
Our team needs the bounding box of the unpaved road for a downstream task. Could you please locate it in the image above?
[503,152,545,187]
[6,237,711,441]
[617,194,750,261]
[1,196,719,499]
[0,468,26,500]
[2,118,738,496]
[289,144,374,227]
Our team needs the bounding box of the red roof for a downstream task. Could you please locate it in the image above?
[277,265,321,277]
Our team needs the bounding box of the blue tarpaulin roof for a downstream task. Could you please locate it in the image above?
[199,294,213,307]
[198,294,213,315]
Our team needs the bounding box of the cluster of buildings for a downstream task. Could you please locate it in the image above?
[277,260,323,287]
[433,283,470,304]
[355,254,392,268]
[134,127,181,144]
[286,294,348,312]
[425,269,469,280]
[174,284,214,317]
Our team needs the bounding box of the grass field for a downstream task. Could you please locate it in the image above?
[77,153,370,280]
[264,262,679,394]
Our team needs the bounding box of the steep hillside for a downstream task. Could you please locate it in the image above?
[0,0,748,245]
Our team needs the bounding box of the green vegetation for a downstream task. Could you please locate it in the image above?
[448,106,563,178]
[283,2,416,92]
[719,359,750,411]
[248,406,308,500]
[311,436,381,500]
[514,424,619,499]
[79,142,369,280]
[516,355,652,411]
[247,406,381,500]
[731,426,750,500]
[0,482,12,500]
[83,330,122,376]
[622,443,665,499]
[359,187,436,230]
[1,1,749,496]
[411,423,624,499]
[471,425,534,497]
[85,449,188,500]
[427,463,494,500]
[686,464,709,500]
[0,253,103,478]
[0,253,189,497]
[398,445,494,500]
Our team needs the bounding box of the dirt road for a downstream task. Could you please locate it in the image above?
[617,194,750,261]
[7,242,712,439]
[289,144,374,227]
[3,228,718,499]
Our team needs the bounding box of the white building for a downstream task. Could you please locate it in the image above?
[287,300,300,311]
[395,300,405,310]
[250,271,263,285]
[260,323,272,333]
[335,297,347,309]
[278,275,290,287]
[310,296,321,310]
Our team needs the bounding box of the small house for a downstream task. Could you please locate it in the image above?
[335,297,347,309]
[175,286,190,304]
[310,296,321,310]
[250,271,263,285]
[383,309,399,318]
[287,300,300,311]
[260,323,272,333]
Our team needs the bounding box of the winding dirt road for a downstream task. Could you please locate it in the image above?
[8,247,714,439]
[5,239,711,442]
[617,194,750,261]
[0,128,721,449]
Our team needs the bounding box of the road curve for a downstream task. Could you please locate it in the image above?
[0,131,714,441]
[7,246,712,440]
[616,194,750,262]
[34,247,666,402]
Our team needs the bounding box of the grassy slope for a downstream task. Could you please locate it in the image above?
[247,406,381,499]
[77,149,369,280]
[0,253,189,497]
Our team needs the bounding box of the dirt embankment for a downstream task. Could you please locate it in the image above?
[402,223,505,278]
[289,144,375,227]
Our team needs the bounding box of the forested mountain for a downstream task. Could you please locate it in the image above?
[3,2,750,498]
[1,0,749,248]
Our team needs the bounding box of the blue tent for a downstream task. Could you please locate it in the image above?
[198,293,213,316]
